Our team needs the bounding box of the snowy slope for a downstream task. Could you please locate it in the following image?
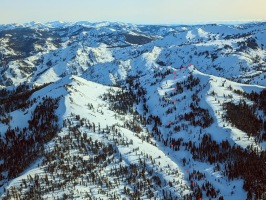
[0,21,266,200]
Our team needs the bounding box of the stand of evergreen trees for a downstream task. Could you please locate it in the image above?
[224,89,266,142]
[2,115,185,199]
[0,96,60,180]
[0,83,50,115]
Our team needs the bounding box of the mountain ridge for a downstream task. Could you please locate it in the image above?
[0,22,266,199]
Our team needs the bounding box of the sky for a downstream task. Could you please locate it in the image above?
[0,0,266,25]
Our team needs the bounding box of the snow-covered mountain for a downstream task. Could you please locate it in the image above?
[0,21,265,200]
[1,21,266,87]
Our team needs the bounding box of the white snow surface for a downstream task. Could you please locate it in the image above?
[0,21,266,199]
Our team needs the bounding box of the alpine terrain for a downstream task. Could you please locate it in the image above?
[0,21,266,200]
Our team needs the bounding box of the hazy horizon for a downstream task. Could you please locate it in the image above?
[1,19,266,26]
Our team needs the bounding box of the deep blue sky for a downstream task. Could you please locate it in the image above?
[1,0,265,24]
